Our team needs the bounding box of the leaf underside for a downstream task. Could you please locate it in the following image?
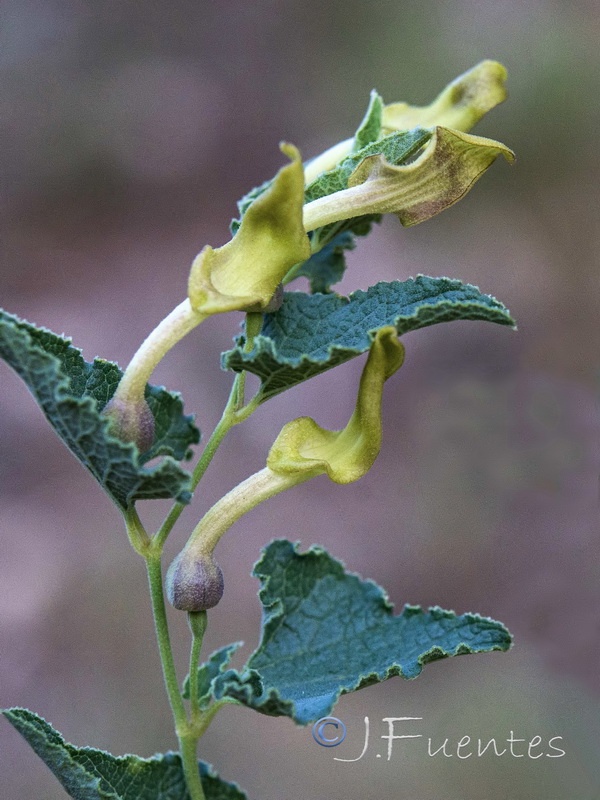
[2,708,247,800]
[222,277,514,401]
[294,231,356,293]
[351,89,384,152]
[0,310,199,509]
[210,540,512,725]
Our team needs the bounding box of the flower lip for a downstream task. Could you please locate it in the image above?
[188,143,310,315]
[266,327,404,484]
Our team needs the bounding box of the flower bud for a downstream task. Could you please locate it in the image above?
[103,395,155,454]
[166,549,224,612]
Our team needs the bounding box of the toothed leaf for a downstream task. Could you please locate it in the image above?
[0,310,199,509]
[2,708,247,800]
[213,540,512,725]
[182,643,243,709]
[222,277,514,401]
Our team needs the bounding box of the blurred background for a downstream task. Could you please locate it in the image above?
[1,1,599,798]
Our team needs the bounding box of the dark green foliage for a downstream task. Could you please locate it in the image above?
[222,277,514,400]
[209,541,512,725]
[2,708,247,800]
[0,310,199,509]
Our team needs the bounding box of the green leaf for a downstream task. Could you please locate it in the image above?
[294,231,355,293]
[182,642,243,709]
[222,277,515,401]
[351,90,383,152]
[2,708,247,800]
[0,310,200,509]
[213,540,512,725]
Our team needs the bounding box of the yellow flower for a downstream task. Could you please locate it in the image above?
[303,60,509,184]
[188,143,311,315]
[267,327,404,483]
[381,60,507,135]
[303,126,514,231]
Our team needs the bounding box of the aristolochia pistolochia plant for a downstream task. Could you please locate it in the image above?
[1,61,515,800]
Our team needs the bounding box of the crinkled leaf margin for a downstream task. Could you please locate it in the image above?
[0,309,199,509]
[182,642,243,710]
[222,277,515,401]
[211,540,513,725]
[2,708,247,800]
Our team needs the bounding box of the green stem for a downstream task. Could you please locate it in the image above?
[187,611,208,722]
[145,555,188,732]
[179,733,207,800]
[146,554,206,800]
[153,410,235,550]
[124,506,150,555]
[188,638,202,721]
[136,318,265,799]
[193,698,240,739]
[234,312,263,408]
[153,316,263,551]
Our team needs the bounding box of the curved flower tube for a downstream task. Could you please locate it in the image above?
[267,326,405,483]
[303,126,515,231]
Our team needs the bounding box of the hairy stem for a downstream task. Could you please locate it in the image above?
[124,506,150,555]
[145,555,188,732]
[193,698,240,739]
[153,411,235,550]
[179,733,207,800]
[153,312,263,550]
[146,554,207,799]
